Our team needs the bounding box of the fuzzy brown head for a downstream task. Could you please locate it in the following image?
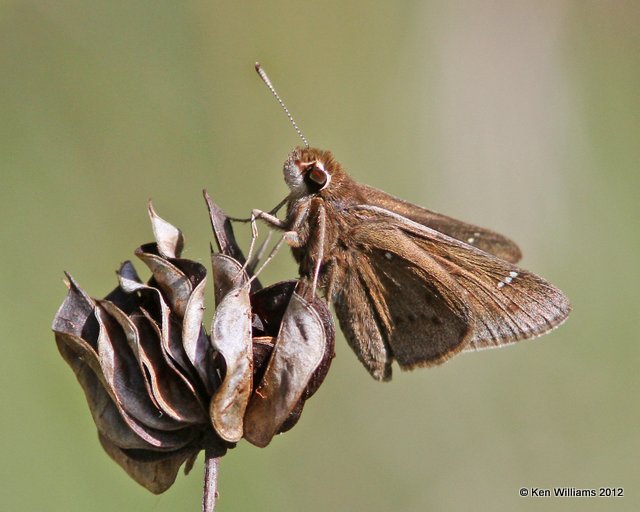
[283,147,347,199]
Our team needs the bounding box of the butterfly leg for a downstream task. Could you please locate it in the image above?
[243,209,303,284]
[247,232,285,284]
[310,205,326,296]
[245,230,272,274]
[227,195,289,222]
[251,209,287,229]
[242,209,287,274]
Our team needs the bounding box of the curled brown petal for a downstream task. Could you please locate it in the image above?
[136,248,193,318]
[148,201,184,259]
[54,278,198,449]
[56,332,159,450]
[95,302,184,430]
[115,265,208,396]
[203,190,246,265]
[98,433,198,494]
[209,254,253,442]
[243,285,329,447]
[204,189,262,293]
[180,272,215,396]
[101,301,207,425]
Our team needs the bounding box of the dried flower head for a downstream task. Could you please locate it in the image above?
[52,193,334,507]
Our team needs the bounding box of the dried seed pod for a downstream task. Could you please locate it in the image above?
[209,255,253,443]
[52,205,225,493]
[243,281,334,447]
[53,193,336,500]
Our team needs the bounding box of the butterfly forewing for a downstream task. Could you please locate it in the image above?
[358,184,523,263]
[349,205,570,355]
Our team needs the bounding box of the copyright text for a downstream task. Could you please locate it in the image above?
[519,487,624,498]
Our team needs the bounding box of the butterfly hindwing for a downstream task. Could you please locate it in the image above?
[338,206,570,376]
[332,221,474,380]
[332,254,394,381]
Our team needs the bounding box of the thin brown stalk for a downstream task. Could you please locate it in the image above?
[202,448,220,512]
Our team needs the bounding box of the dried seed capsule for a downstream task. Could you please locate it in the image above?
[244,281,334,447]
[52,193,336,497]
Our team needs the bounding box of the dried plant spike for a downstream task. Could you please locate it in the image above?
[53,194,338,507]
[148,201,184,259]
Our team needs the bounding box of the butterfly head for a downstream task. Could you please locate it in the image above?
[284,147,343,198]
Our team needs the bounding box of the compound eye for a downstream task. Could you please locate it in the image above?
[308,166,327,186]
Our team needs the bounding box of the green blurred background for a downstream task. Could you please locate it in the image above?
[1,1,638,511]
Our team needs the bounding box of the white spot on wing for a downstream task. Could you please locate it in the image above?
[497,270,519,289]
[467,237,475,244]
[384,252,393,261]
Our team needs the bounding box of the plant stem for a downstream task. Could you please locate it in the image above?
[202,448,220,512]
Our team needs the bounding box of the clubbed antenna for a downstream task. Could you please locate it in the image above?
[255,62,309,148]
